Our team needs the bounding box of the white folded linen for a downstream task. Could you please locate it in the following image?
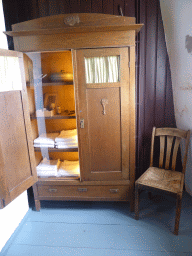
[55,137,78,147]
[34,143,55,148]
[34,133,59,145]
[36,170,58,177]
[55,140,77,145]
[36,158,60,177]
[55,129,77,143]
[55,135,78,143]
[57,160,80,177]
[55,143,78,149]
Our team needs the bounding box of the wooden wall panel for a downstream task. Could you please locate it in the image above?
[91,0,103,13]
[58,0,71,14]
[48,0,60,15]
[103,0,114,14]
[69,0,81,13]
[135,0,176,178]
[155,3,167,127]
[125,0,135,17]
[80,0,92,13]
[31,0,39,19]
[165,58,176,127]
[38,0,49,17]
[113,0,125,15]
[136,0,147,178]
[145,0,158,134]
[2,0,176,180]
[143,0,158,172]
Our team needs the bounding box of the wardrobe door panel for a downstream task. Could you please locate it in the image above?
[0,49,37,209]
[73,47,130,181]
[87,87,121,174]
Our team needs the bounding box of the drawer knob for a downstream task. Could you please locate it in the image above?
[78,188,87,192]
[49,188,57,193]
[110,189,119,193]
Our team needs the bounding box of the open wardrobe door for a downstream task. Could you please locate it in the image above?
[0,49,37,209]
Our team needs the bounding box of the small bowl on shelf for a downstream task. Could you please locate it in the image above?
[50,71,73,82]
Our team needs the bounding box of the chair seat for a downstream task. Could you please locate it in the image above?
[136,167,184,194]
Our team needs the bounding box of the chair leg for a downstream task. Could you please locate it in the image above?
[174,193,182,235]
[135,184,139,220]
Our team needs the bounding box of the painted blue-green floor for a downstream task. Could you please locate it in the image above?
[2,191,192,256]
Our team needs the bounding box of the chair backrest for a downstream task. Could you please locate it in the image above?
[150,127,190,173]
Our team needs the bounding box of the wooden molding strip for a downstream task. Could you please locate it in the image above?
[5,24,143,37]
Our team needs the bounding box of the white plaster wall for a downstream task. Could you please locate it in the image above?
[0,0,29,251]
[0,192,29,251]
[160,0,192,195]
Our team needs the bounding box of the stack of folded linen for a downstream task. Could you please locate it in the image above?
[57,160,80,177]
[55,129,78,149]
[34,133,59,148]
[36,158,61,177]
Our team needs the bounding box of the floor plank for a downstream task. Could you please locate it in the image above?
[4,244,192,256]
[12,222,192,252]
[2,191,192,255]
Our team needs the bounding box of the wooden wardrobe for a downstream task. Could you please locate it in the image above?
[1,14,142,211]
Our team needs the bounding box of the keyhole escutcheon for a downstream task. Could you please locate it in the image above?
[101,99,108,115]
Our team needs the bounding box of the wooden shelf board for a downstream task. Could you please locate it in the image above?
[37,179,130,186]
[6,24,143,37]
[34,147,78,152]
[38,176,80,182]
[31,112,76,119]
[26,82,73,87]
[42,81,73,86]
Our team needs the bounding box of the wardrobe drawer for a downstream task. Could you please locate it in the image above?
[37,185,129,200]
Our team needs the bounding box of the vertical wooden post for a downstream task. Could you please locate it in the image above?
[33,184,41,211]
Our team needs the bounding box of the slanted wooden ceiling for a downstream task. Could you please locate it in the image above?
[2,0,176,178]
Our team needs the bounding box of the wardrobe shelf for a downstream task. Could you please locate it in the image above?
[30,112,76,120]
[26,81,73,87]
[42,81,73,86]
[34,147,78,152]
[37,176,80,182]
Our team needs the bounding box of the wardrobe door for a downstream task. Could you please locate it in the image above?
[0,49,37,209]
[73,48,130,181]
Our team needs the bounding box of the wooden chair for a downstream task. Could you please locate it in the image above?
[135,127,190,235]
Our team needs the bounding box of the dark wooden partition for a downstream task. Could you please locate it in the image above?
[2,0,176,179]
[135,0,176,177]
